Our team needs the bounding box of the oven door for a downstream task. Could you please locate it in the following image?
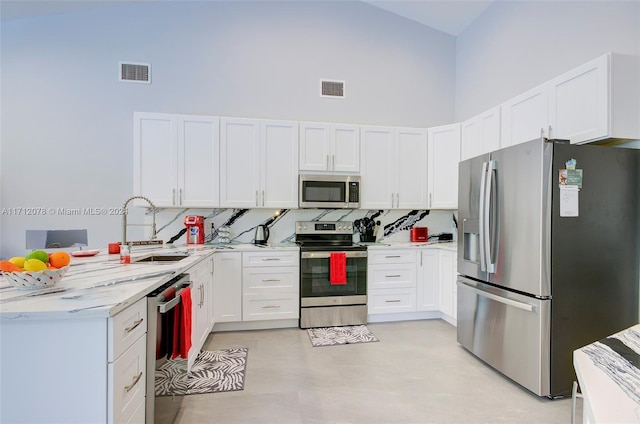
[300,250,367,298]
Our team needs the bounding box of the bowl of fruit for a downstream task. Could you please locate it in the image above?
[0,250,71,289]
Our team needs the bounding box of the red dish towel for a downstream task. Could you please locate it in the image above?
[330,252,347,285]
[171,286,193,360]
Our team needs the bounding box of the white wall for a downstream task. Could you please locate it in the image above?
[0,1,456,258]
[455,0,640,121]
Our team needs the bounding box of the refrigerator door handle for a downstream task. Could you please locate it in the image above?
[479,161,489,272]
[459,281,537,312]
[485,160,497,274]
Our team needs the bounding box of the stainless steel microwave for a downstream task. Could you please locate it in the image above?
[299,174,360,209]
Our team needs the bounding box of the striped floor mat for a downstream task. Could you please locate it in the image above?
[155,348,248,396]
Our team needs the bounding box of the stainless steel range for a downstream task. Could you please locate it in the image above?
[296,221,367,329]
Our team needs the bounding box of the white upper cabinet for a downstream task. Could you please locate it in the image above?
[427,123,460,209]
[299,122,360,173]
[133,112,219,207]
[549,53,639,144]
[360,126,428,209]
[461,106,501,160]
[220,117,298,208]
[502,53,640,146]
[500,84,548,148]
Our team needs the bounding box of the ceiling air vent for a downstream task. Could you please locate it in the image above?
[119,62,151,84]
[320,79,345,98]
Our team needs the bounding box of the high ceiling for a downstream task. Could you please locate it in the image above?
[0,0,494,35]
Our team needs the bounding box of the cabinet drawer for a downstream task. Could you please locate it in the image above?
[368,249,416,264]
[368,288,416,314]
[242,251,299,267]
[243,267,299,293]
[242,293,299,321]
[108,297,147,362]
[108,335,146,424]
[369,264,416,289]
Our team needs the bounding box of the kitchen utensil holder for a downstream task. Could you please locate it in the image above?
[360,234,376,243]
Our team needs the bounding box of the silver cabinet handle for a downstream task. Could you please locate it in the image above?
[262,190,265,207]
[385,299,401,303]
[332,155,335,170]
[262,305,281,309]
[172,189,176,206]
[396,193,399,208]
[255,191,258,207]
[124,372,143,392]
[262,258,281,261]
[385,274,401,278]
[262,279,281,282]
[327,155,330,170]
[385,255,401,258]
[179,188,183,205]
[124,318,143,334]
[429,193,432,208]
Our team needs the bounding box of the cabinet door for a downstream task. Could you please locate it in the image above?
[299,122,330,171]
[438,250,456,321]
[396,128,428,209]
[428,123,460,209]
[178,115,219,207]
[260,120,298,208]
[548,54,608,144]
[133,113,178,207]
[501,84,548,147]
[220,118,260,207]
[360,126,395,209]
[417,249,439,312]
[213,252,242,323]
[332,124,360,173]
[461,107,500,160]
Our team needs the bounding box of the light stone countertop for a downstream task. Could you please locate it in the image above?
[0,242,298,320]
[574,324,640,423]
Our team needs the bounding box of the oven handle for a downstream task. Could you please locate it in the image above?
[301,251,368,259]
[158,281,192,313]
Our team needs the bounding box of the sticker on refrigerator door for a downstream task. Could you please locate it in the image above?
[559,185,579,217]
[559,168,583,188]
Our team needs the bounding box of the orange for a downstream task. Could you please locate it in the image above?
[47,265,58,270]
[49,252,71,268]
[0,260,23,272]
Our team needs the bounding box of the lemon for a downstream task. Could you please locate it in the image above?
[8,257,26,269]
[23,259,47,272]
[25,250,49,264]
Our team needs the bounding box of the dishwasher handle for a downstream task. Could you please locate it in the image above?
[158,280,192,314]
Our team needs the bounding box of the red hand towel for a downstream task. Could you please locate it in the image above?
[178,286,192,359]
[171,286,193,360]
[330,252,347,285]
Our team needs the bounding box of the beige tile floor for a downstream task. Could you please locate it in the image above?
[175,319,580,423]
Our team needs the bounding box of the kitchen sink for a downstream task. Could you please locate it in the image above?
[132,254,190,263]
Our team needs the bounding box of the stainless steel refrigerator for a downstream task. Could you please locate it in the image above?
[457,138,640,397]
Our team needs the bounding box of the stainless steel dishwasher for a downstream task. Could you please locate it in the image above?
[145,274,191,424]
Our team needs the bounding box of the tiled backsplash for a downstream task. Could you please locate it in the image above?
[151,208,457,246]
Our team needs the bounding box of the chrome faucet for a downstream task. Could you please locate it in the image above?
[122,195,157,245]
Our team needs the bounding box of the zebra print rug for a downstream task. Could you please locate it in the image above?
[155,348,248,396]
[307,325,379,347]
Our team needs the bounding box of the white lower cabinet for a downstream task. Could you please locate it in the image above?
[417,249,439,312]
[188,255,215,369]
[367,249,417,315]
[108,297,147,424]
[213,252,243,322]
[367,247,457,325]
[108,335,146,424]
[242,251,299,321]
[438,249,457,325]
